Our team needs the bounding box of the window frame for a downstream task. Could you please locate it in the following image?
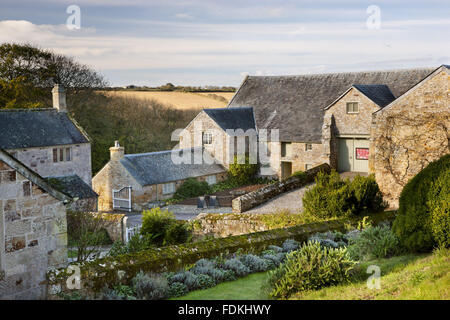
[202,132,213,145]
[305,143,313,151]
[305,164,312,170]
[346,102,359,114]
[53,147,72,163]
[205,175,217,185]
[162,182,176,195]
[281,142,292,157]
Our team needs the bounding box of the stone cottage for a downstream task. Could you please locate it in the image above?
[179,107,257,167]
[0,85,97,211]
[92,142,227,212]
[0,148,71,299]
[184,65,449,205]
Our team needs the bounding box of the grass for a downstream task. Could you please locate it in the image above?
[171,248,449,300]
[171,272,270,300]
[291,248,449,300]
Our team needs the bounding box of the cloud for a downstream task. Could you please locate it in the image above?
[0,18,448,86]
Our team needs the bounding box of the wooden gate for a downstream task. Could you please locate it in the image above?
[112,186,132,212]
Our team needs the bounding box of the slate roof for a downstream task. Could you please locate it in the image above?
[45,175,98,199]
[0,148,72,203]
[203,107,256,132]
[0,108,89,150]
[352,84,396,108]
[119,147,226,186]
[228,67,435,142]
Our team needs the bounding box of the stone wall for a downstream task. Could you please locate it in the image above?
[194,213,267,237]
[371,68,450,207]
[0,160,68,299]
[7,143,92,187]
[232,163,330,213]
[47,210,395,298]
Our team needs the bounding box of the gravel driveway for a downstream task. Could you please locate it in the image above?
[244,183,315,214]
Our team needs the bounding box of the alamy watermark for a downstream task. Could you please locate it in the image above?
[366,5,381,30]
[366,265,381,289]
[66,5,81,30]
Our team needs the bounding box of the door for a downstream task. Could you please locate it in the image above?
[338,138,369,173]
[281,161,292,180]
[338,139,353,172]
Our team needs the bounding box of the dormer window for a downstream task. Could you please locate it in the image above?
[346,102,359,114]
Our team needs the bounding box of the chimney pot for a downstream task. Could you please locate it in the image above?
[52,84,67,112]
[110,141,124,161]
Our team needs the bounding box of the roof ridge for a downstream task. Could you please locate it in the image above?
[0,108,56,113]
[124,147,203,158]
[246,66,437,80]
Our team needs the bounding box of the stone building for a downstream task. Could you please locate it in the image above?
[92,142,227,212]
[179,107,256,168]
[184,65,449,205]
[0,85,97,211]
[371,65,450,206]
[0,148,71,299]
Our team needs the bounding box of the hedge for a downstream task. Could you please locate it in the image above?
[47,211,395,297]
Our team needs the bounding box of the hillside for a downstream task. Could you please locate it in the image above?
[99,91,235,110]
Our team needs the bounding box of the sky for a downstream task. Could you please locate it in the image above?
[0,0,449,87]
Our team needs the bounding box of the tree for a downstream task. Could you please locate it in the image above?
[0,43,108,109]
[66,211,113,262]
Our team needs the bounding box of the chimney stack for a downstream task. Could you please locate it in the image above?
[110,140,124,161]
[52,84,67,112]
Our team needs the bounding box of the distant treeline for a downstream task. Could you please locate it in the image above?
[105,82,236,92]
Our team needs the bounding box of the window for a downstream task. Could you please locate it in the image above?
[53,147,72,162]
[305,164,312,170]
[305,144,312,151]
[202,132,213,145]
[281,142,292,157]
[23,181,31,197]
[346,102,359,113]
[205,175,217,185]
[162,182,175,195]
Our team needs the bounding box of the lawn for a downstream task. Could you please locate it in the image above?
[172,248,449,300]
[172,272,270,300]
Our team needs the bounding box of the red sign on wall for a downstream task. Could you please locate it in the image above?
[356,148,369,160]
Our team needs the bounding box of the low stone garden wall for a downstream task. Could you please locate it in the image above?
[47,210,394,299]
[232,163,330,213]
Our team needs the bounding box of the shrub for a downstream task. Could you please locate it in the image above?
[140,207,192,247]
[281,239,300,252]
[108,233,153,257]
[228,155,259,185]
[174,178,211,200]
[308,231,348,249]
[267,241,356,299]
[239,254,269,272]
[303,170,355,218]
[431,201,449,248]
[303,170,386,219]
[262,253,286,267]
[393,154,450,252]
[132,271,169,300]
[196,274,215,289]
[222,258,250,277]
[350,175,386,215]
[347,225,402,260]
[266,245,283,253]
[183,272,201,291]
[164,221,191,245]
[194,258,216,269]
[168,282,188,297]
